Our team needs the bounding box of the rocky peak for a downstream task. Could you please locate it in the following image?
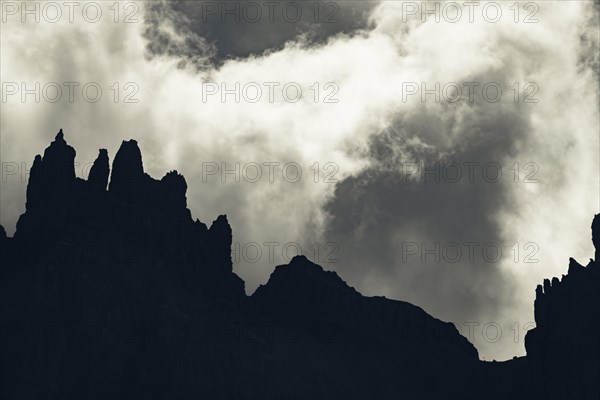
[534,215,600,306]
[525,214,600,399]
[266,255,356,292]
[206,215,233,271]
[209,214,231,237]
[158,171,188,210]
[252,255,363,319]
[42,129,76,180]
[108,139,145,199]
[88,149,110,189]
[26,129,76,209]
[107,140,190,217]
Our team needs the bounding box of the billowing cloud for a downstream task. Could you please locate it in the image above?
[143,0,378,66]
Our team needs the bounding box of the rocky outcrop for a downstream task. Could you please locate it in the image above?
[108,139,189,218]
[522,214,600,400]
[26,129,76,209]
[13,130,244,300]
[254,253,478,356]
[247,255,481,399]
[207,214,233,271]
[158,171,187,210]
[88,149,110,189]
[479,214,600,400]
[108,139,145,200]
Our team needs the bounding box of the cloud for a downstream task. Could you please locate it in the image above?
[142,0,378,67]
[322,1,599,360]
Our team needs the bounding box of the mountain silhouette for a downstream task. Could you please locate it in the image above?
[0,131,598,399]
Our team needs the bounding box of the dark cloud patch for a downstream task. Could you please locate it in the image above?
[322,76,532,326]
[578,0,599,77]
[143,0,377,68]
[142,1,217,70]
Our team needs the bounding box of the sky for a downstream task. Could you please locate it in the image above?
[1,0,599,361]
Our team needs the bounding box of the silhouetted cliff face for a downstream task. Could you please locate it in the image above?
[88,149,109,189]
[522,214,600,400]
[1,131,598,399]
[13,131,244,300]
